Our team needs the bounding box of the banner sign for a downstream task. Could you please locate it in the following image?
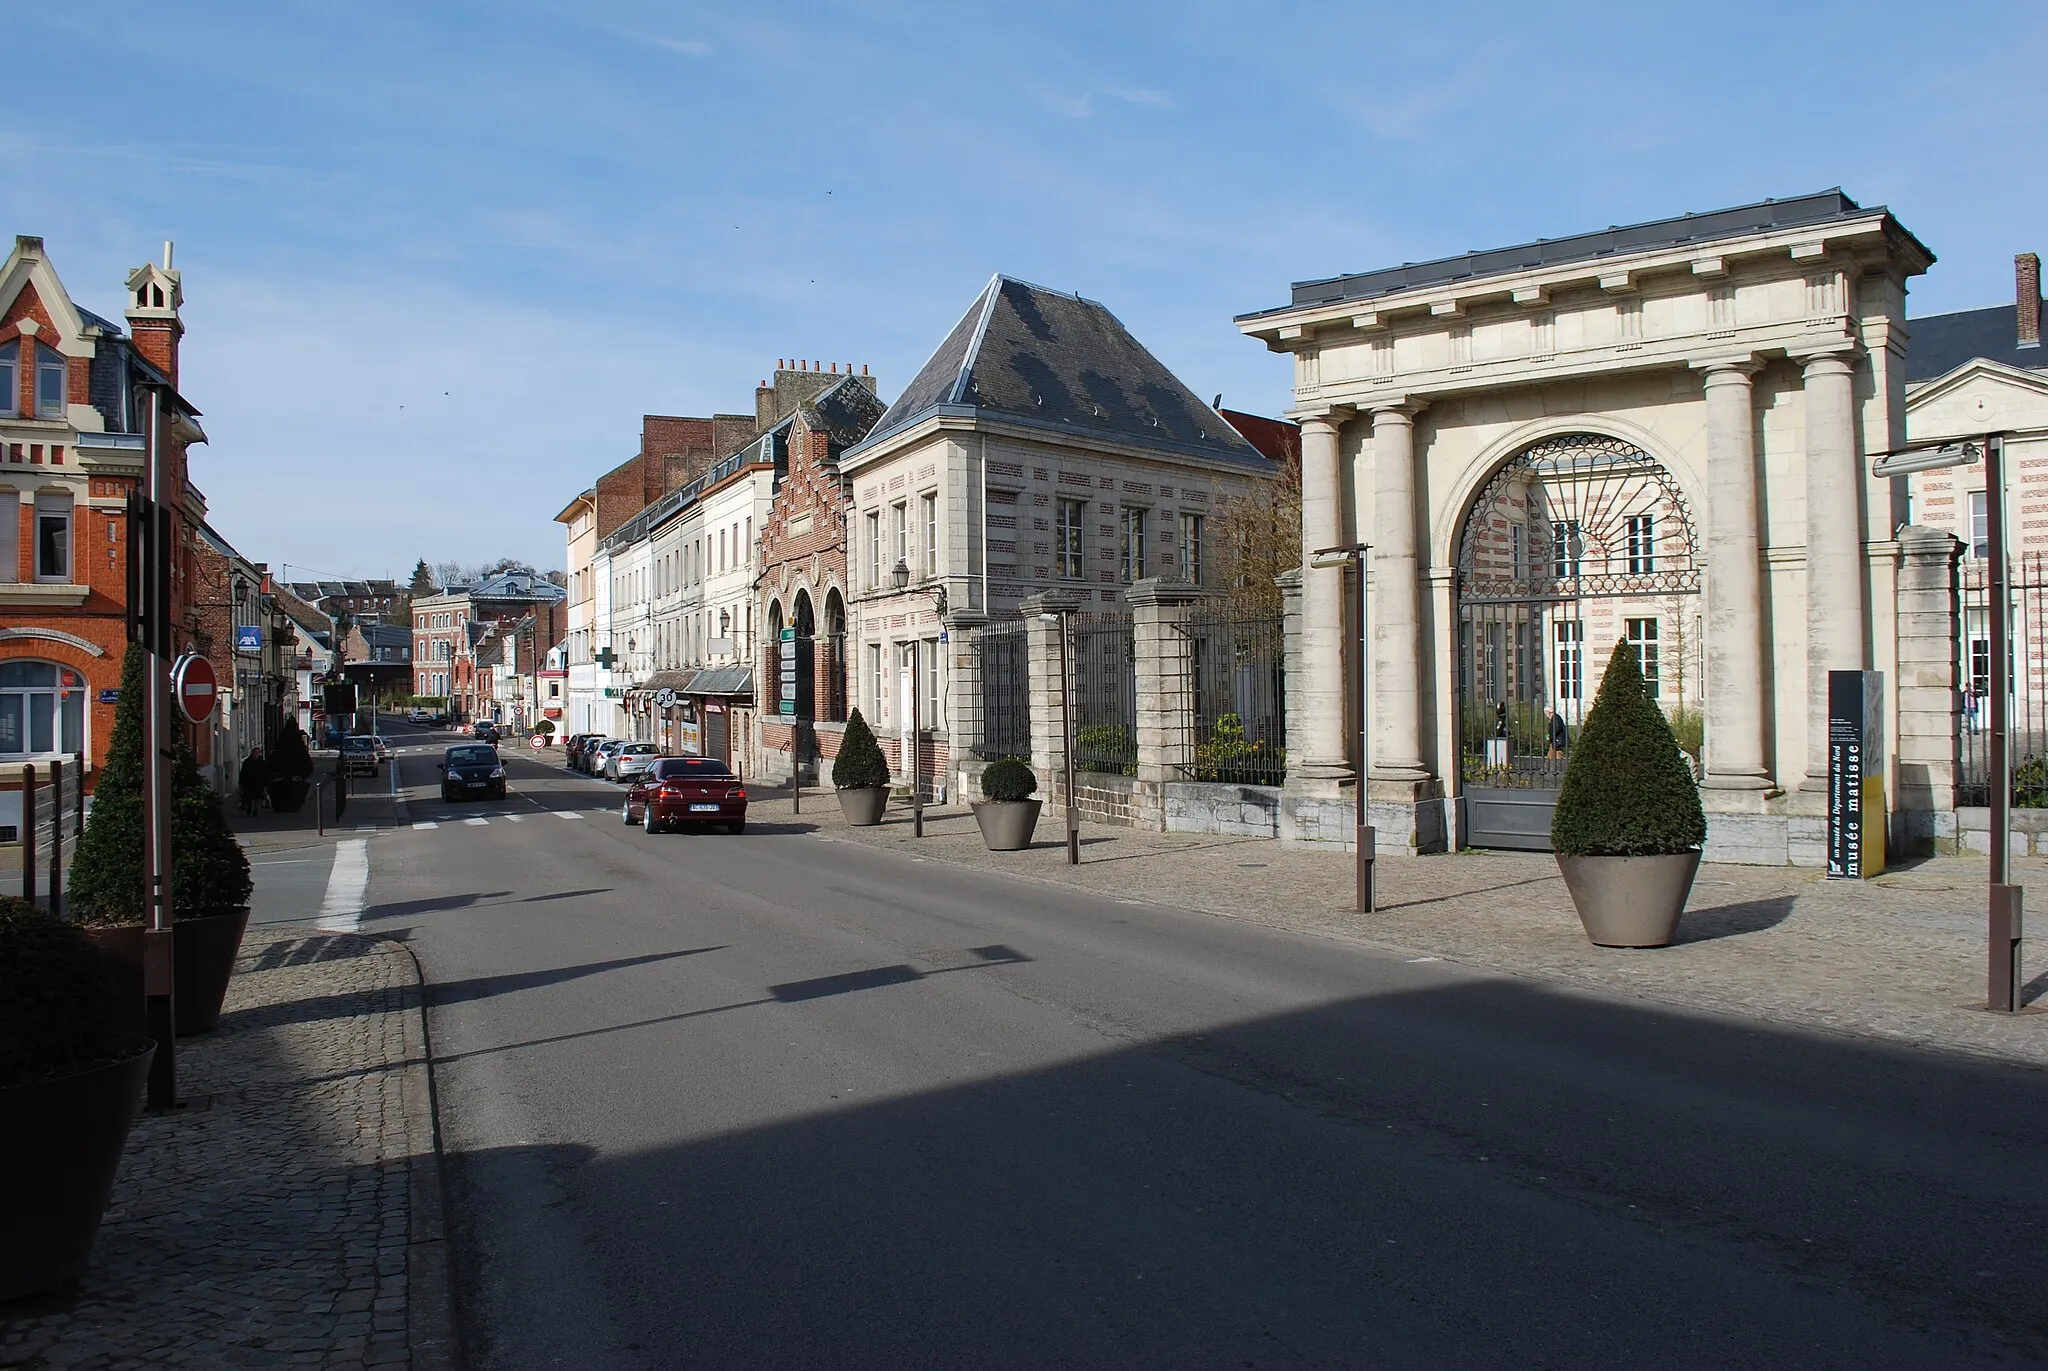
[236,624,263,653]
[1826,670,1886,879]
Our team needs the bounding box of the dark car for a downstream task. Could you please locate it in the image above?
[438,744,506,802]
[428,713,450,727]
[626,757,746,834]
[565,733,600,767]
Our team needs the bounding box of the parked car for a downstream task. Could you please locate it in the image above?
[608,742,661,783]
[428,713,450,727]
[406,710,432,725]
[565,733,601,768]
[437,744,506,802]
[340,735,381,777]
[588,739,627,777]
[626,757,747,834]
[371,736,393,763]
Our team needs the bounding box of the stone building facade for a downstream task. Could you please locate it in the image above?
[1237,190,1936,866]
[840,275,1273,804]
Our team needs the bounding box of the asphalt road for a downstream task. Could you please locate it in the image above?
[347,743,2048,1370]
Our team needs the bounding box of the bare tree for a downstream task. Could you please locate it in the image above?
[1206,456,1303,616]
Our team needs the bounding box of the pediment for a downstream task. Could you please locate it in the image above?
[1905,356,2048,440]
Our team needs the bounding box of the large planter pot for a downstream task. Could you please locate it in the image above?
[0,1043,155,1301]
[80,908,253,1035]
[836,786,889,827]
[972,799,1042,851]
[268,777,310,814]
[1556,850,1702,948]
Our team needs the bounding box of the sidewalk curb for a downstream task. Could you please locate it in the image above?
[382,934,463,1371]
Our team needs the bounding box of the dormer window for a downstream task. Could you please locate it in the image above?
[0,342,16,418]
[35,343,66,418]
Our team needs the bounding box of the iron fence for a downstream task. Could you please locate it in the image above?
[1072,613,1137,776]
[1961,552,2048,807]
[1180,608,1285,786]
[971,617,1031,761]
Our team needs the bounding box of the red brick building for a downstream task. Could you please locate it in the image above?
[754,368,885,781]
[2,234,210,830]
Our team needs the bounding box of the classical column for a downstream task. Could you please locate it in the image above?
[1697,360,1771,789]
[1295,413,1351,781]
[1801,349,1866,788]
[1371,403,1428,779]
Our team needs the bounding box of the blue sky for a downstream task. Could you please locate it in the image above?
[9,0,2043,578]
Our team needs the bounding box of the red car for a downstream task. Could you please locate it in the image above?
[626,757,747,835]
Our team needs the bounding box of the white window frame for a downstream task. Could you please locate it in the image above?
[892,502,909,577]
[33,493,72,583]
[1969,490,1989,560]
[0,660,88,758]
[1057,499,1085,581]
[921,492,938,579]
[1119,507,1146,584]
[1179,512,1203,586]
[0,341,17,419]
[1625,513,1655,575]
[867,511,882,590]
[1554,619,1583,706]
[1551,520,1581,579]
[34,342,65,419]
[1626,617,1661,697]
[867,643,885,722]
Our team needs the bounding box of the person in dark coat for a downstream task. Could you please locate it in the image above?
[238,747,270,816]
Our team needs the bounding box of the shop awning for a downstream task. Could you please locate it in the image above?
[681,666,752,698]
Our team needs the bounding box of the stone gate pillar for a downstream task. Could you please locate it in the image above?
[1893,526,1964,854]
[946,608,988,800]
[1020,591,1082,805]
[1130,578,1203,832]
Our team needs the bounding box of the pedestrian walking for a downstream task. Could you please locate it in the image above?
[238,746,271,817]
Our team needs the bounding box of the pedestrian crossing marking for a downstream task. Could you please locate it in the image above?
[506,814,525,822]
[556,811,584,820]
[464,817,489,826]
[412,821,438,831]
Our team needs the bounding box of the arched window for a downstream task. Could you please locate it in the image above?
[823,589,848,722]
[0,660,87,757]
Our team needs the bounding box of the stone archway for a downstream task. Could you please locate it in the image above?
[1454,431,1702,850]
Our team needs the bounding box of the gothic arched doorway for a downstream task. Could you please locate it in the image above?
[1454,432,1702,849]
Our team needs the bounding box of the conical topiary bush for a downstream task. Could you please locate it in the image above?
[1550,644,1705,948]
[832,708,890,791]
[831,708,891,826]
[67,645,149,927]
[70,645,255,925]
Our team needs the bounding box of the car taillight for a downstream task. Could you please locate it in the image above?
[659,784,683,798]
[728,788,746,801]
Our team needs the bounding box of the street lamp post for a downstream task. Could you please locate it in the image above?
[1873,434,2022,1011]
[1313,543,1374,911]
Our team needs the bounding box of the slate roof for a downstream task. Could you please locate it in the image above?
[801,375,887,450]
[1906,304,2046,383]
[1243,189,1927,318]
[851,276,1266,469]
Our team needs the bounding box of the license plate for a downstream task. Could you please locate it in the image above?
[689,803,719,812]
[466,780,488,788]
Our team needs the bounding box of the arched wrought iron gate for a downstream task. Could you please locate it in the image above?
[1455,433,1702,849]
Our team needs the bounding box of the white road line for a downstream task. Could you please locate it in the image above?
[557,811,584,820]
[355,825,374,833]
[464,817,489,826]
[316,839,370,933]
[413,821,439,830]
[505,814,525,822]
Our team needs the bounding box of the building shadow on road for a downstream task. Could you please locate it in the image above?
[436,972,2048,1370]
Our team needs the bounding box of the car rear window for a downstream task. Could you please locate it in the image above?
[652,759,734,780]
[446,746,498,766]
[623,743,658,755]
[343,737,374,751]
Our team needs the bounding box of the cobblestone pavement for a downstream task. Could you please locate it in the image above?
[745,789,2048,1070]
[1,928,454,1371]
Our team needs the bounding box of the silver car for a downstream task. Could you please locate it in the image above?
[608,742,661,782]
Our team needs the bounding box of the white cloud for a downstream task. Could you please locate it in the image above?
[1105,86,1175,110]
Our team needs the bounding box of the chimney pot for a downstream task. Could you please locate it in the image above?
[163,240,174,271]
[829,362,837,373]
[2018,253,2042,348]
[862,364,869,376]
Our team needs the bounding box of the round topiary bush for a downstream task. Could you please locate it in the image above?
[1550,645,1705,857]
[0,897,145,1089]
[832,709,890,790]
[979,757,1038,803]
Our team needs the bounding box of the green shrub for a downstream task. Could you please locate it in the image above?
[2015,755,2048,808]
[0,896,147,1088]
[270,719,314,780]
[69,645,254,926]
[535,718,557,736]
[1550,646,1705,856]
[1075,723,1136,776]
[832,709,890,790]
[1193,713,1284,783]
[979,757,1038,802]
[1666,704,1704,764]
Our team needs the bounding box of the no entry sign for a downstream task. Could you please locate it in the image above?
[172,653,219,723]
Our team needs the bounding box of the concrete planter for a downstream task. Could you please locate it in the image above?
[972,799,1042,851]
[0,1044,154,1301]
[837,786,889,827]
[1556,850,1701,948]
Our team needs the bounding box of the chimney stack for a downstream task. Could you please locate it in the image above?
[124,243,186,389]
[2019,253,2042,349]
